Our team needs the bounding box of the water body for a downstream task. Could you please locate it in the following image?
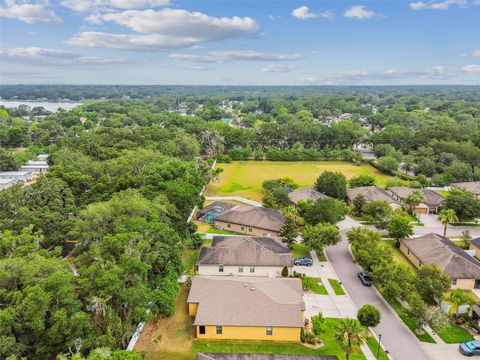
[0,100,82,112]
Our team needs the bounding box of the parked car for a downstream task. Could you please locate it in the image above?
[294,257,313,266]
[459,340,480,356]
[358,271,373,286]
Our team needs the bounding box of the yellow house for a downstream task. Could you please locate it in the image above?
[187,276,304,342]
[470,238,480,259]
[400,233,480,290]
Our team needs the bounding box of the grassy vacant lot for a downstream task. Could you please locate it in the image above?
[138,287,366,360]
[206,161,392,201]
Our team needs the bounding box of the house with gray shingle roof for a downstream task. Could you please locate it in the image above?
[452,181,480,198]
[214,205,285,237]
[400,233,480,290]
[346,186,402,210]
[187,276,304,341]
[287,188,327,205]
[197,236,293,277]
[387,187,445,214]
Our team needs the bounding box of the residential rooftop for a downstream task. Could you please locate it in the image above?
[188,276,304,328]
[400,233,480,279]
[287,188,327,205]
[346,186,400,205]
[197,236,293,267]
[452,181,480,195]
[388,187,444,207]
[215,205,285,232]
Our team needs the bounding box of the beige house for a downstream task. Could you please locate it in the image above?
[452,181,480,199]
[387,187,445,214]
[346,186,402,210]
[287,188,327,205]
[400,233,480,290]
[196,236,293,277]
[214,205,285,237]
[187,276,305,341]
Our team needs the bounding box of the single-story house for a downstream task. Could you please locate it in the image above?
[0,171,34,182]
[400,233,480,290]
[0,178,14,190]
[197,201,236,223]
[346,186,402,210]
[452,181,480,198]
[287,188,327,205]
[21,160,48,174]
[214,205,285,237]
[469,237,480,259]
[197,354,338,360]
[387,187,445,214]
[187,276,305,341]
[196,236,293,277]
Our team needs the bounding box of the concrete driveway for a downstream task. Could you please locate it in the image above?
[304,293,357,319]
[327,217,432,360]
[421,343,465,360]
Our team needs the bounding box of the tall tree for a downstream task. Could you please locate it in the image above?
[439,208,458,236]
[334,319,367,360]
[314,171,347,200]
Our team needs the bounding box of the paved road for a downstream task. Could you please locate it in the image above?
[326,217,431,360]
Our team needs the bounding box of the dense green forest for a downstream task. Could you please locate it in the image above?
[0,86,480,359]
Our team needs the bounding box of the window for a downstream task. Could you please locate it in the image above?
[250,266,255,273]
[199,326,206,335]
[266,327,273,336]
[216,326,222,335]
[241,226,244,230]
[249,227,253,232]
[452,278,457,285]
[227,223,231,228]
[407,249,410,255]
[238,266,243,273]
[219,265,224,273]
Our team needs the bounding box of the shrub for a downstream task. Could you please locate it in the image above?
[314,171,347,199]
[311,312,326,336]
[349,175,376,188]
[357,304,381,328]
[282,266,289,277]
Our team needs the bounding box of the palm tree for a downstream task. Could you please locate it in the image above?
[439,209,458,236]
[447,289,475,318]
[334,319,368,360]
[404,190,424,215]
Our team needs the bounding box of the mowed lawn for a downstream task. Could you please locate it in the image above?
[206,161,392,201]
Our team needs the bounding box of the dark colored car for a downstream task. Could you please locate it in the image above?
[459,340,480,356]
[294,257,313,266]
[358,271,373,286]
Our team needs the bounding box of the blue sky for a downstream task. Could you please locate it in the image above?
[1,0,479,85]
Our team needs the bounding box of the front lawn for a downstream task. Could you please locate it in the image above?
[303,277,328,295]
[381,240,415,270]
[435,322,474,344]
[328,278,346,295]
[389,299,436,343]
[365,333,389,360]
[291,243,311,259]
[206,161,392,201]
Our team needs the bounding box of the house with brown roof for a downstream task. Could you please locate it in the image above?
[214,205,285,237]
[287,188,327,205]
[197,201,236,223]
[196,236,293,277]
[387,187,445,214]
[346,186,402,210]
[400,233,480,290]
[452,181,480,198]
[187,276,305,341]
[469,237,480,259]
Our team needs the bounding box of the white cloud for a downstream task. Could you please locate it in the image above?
[461,49,480,57]
[409,0,467,10]
[261,64,293,73]
[301,65,480,84]
[320,10,335,19]
[61,0,170,12]
[344,5,376,19]
[0,0,61,24]
[292,6,318,20]
[169,50,302,63]
[67,9,259,51]
[0,46,138,67]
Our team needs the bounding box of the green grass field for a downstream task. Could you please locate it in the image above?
[206,161,392,201]
[328,278,346,295]
[365,333,389,360]
[435,322,474,343]
[381,240,416,269]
